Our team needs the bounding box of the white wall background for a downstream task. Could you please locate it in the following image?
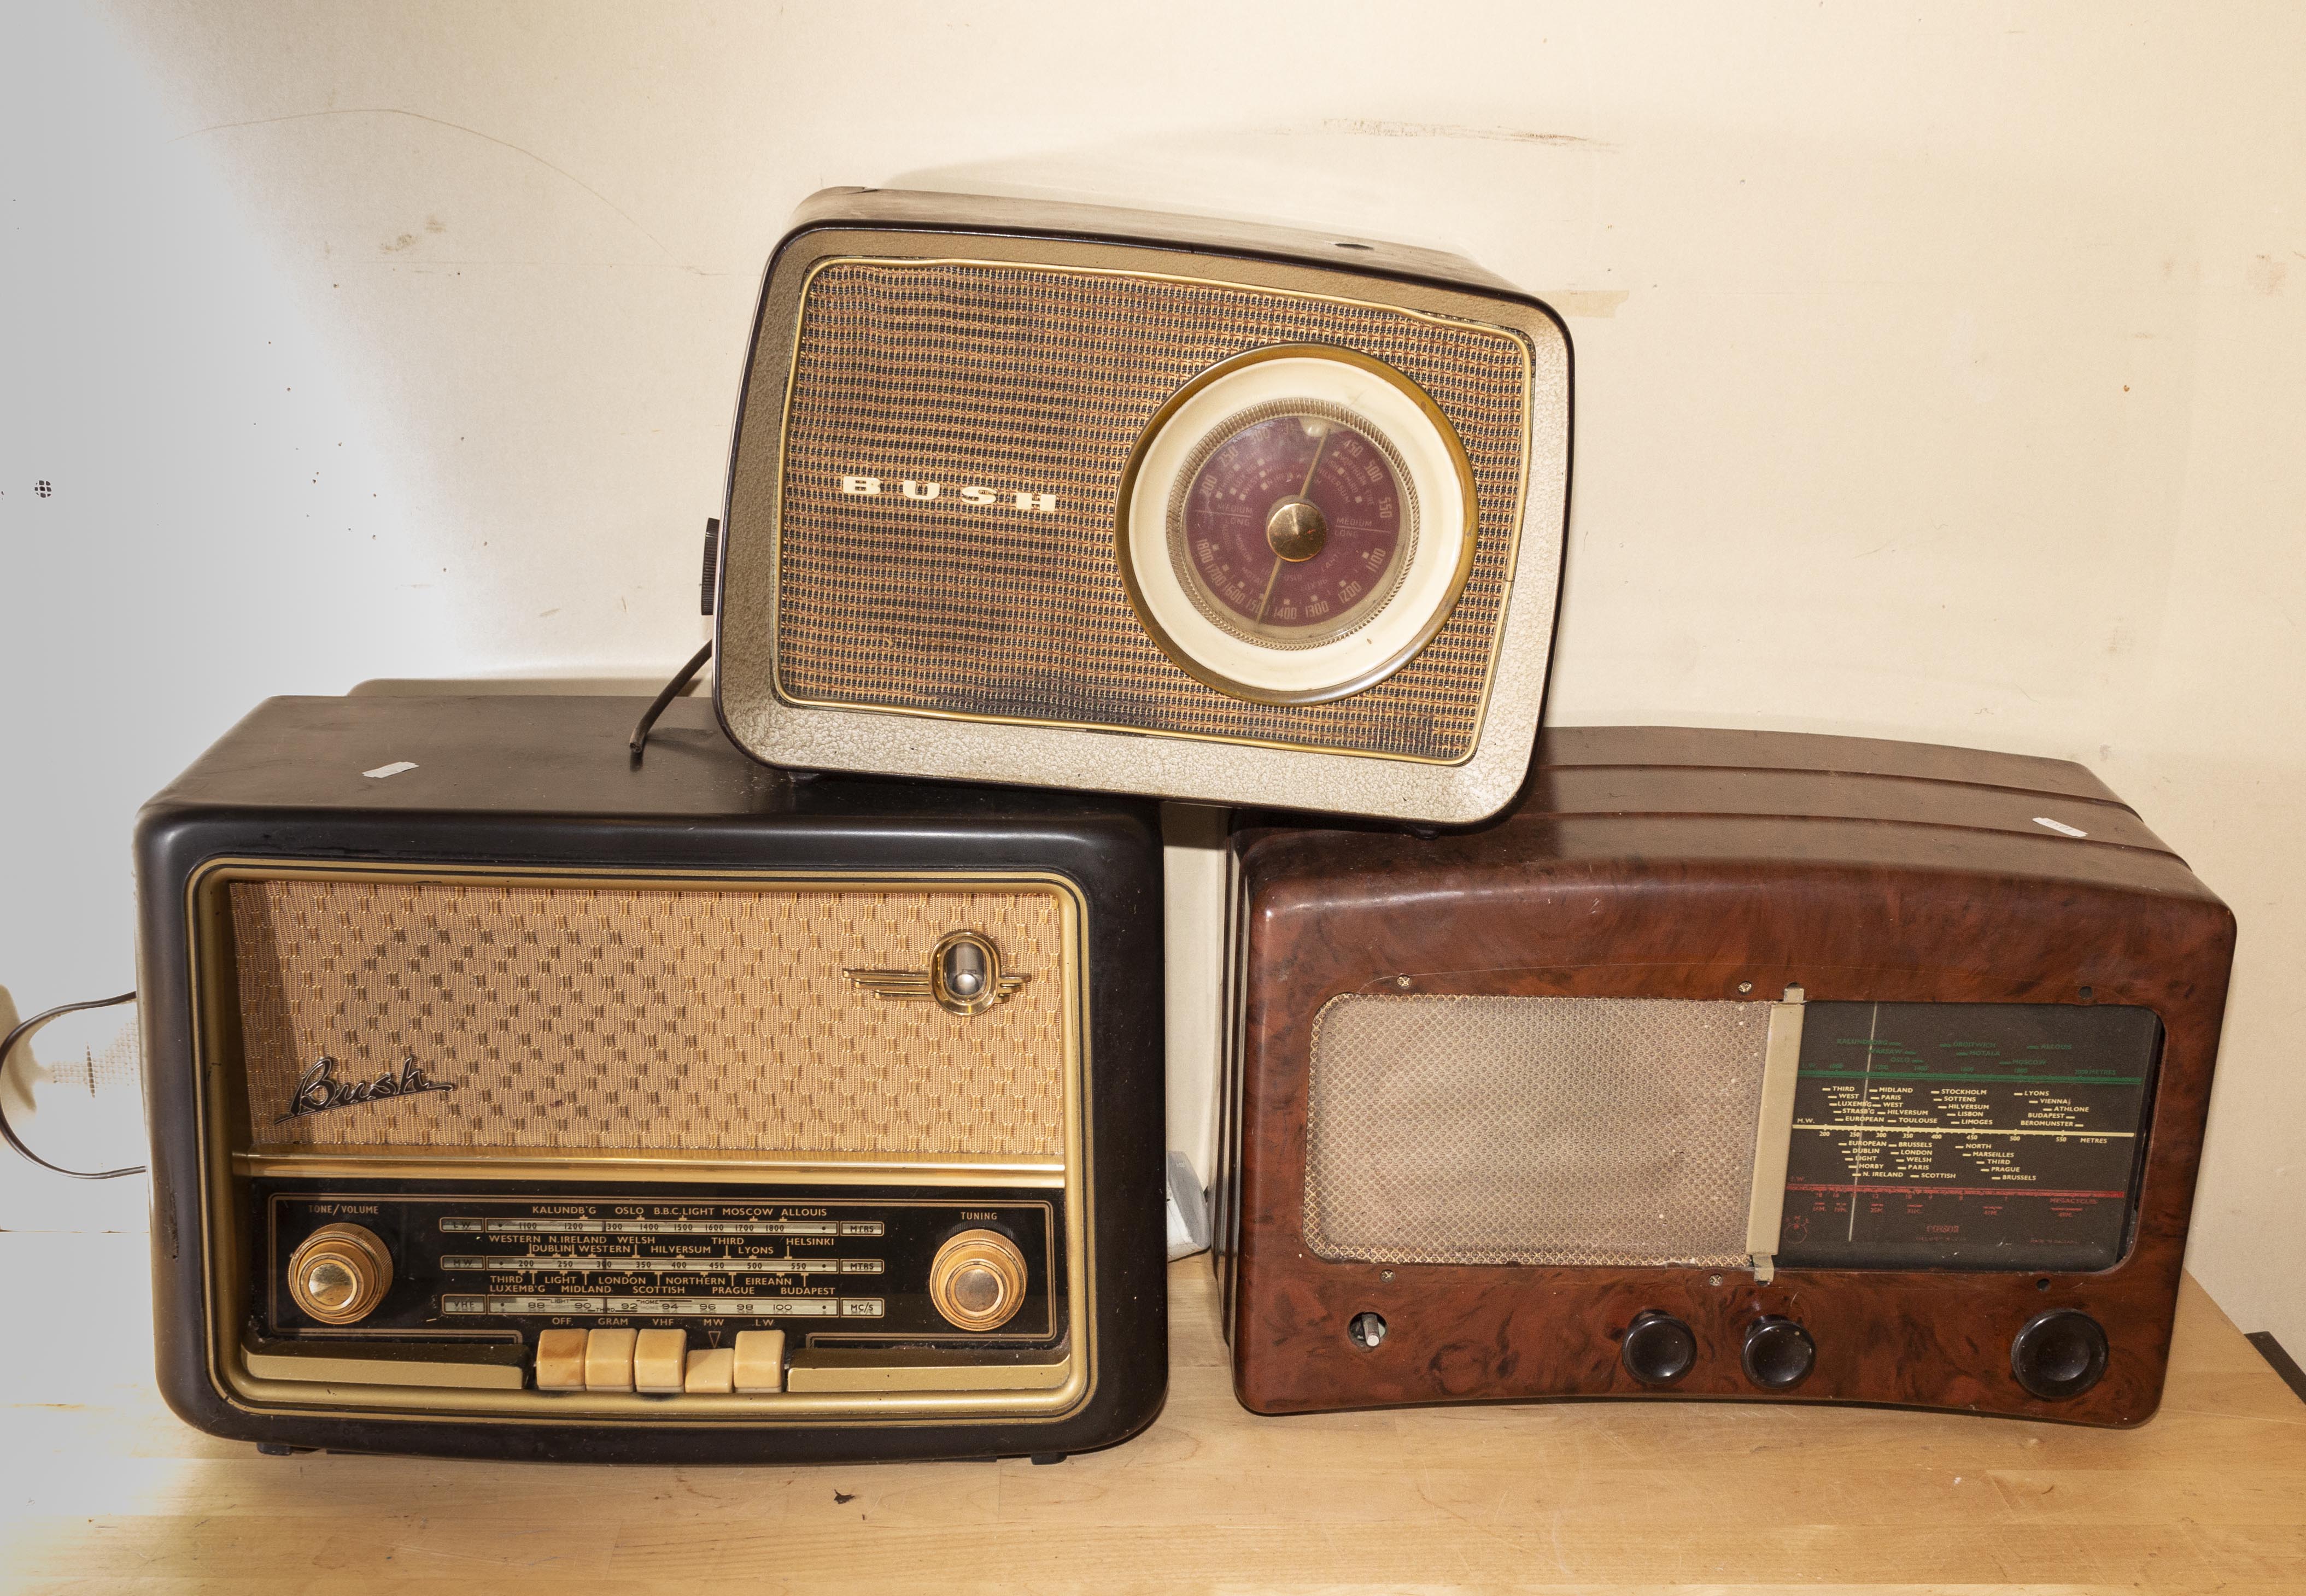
[2,3,2300,1346]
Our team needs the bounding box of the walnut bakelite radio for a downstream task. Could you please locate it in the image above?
[1216,727,2234,1426]
[136,694,1165,1463]
[711,188,1572,824]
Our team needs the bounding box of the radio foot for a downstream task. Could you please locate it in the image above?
[254,1442,310,1457]
[1029,1452,1068,1466]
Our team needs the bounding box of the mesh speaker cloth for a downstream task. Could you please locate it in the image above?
[1305,995,1774,1268]
[776,261,1532,762]
[231,880,1070,1159]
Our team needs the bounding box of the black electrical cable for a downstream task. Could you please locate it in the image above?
[0,991,144,1180]
[629,640,713,765]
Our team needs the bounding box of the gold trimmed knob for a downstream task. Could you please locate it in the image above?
[928,1229,1028,1332]
[288,1223,393,1324]
[1265,496,1329,562]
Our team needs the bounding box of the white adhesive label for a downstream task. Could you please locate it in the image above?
[2032,816,2089,838]
[362,761,419,779]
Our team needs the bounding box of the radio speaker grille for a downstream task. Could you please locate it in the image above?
[1304,995,1771,1267]
[229,879,1071,1159]
[776,260,1532,762]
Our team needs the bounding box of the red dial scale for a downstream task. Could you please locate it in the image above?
[1117,344,1476,706]
[1173,405,1413,648]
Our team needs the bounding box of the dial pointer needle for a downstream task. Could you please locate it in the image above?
[1261,426,1333,625]
[1256,555,1285,624]
[1296,424,1331,499]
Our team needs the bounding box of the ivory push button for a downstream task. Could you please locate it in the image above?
[584,1327,638,1390]
[733,1330,787,1392]
[535,1328,587,1392]
[634,1329,687,1393]
[684,1347,735,1394]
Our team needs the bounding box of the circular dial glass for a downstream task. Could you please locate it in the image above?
[1170,402,1416,649]
[1117,345,1474,705]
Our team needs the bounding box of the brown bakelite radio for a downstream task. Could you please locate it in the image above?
[1217,726,2234,1426]
[137,694,1166,1463]
[712,189,1571,824]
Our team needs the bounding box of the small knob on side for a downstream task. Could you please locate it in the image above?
[1741,1316,1816,1390]
[929,1229,1028,1332]
[287,1223,393,1324]
[2011,1309,2109,1401]
[1621,1310,1697,1387]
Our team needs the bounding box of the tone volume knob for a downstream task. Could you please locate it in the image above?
[2011,1309,2110,1400]
[928,1229,1028,1332]
[287,1223,393,1324]
[1741,1315,1816,1390]
[1620,1310,1697,1387]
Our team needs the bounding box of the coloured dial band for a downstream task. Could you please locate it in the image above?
[1168,402,1415,649]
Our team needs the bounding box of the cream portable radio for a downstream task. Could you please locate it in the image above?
[711,189,1572,825]
[136,695,1166,1463]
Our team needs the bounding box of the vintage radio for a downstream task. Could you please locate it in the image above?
[711,187,1572,824]
[1216,726,2234,1425]
[134,694,1165,1462]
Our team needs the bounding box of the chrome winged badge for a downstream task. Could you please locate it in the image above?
[845,929,1028,1018]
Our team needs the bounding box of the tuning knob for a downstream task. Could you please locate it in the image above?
[928,1229,1028,1331]
[2011,1309,2109,1400]
[1741,1315,1816,1389]
[1621,1310,1698,1387]
[287,1223,393,1324]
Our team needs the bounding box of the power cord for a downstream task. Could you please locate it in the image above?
[629,641,713,766]
[630,515,723,766]
[0,991,144,1180]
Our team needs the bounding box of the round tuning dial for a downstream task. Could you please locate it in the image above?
[928,1229,1028,1333]
[287,1223,393,1324]
[1117,343,1478,705]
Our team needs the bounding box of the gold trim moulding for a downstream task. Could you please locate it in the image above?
[786,1352,1072,1394]
[237,1338,1069,1398]
[190,861,1086,895]
[241,1339,527,1391]
[232,1151,1068,1188]
[226,1355,1084,1417]
[760,248,1538,768]
[188,856,1099,1428]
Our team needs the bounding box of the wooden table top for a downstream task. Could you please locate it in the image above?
[3,1231,2299,1593]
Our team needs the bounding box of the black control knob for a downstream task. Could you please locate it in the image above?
[1620,1311,1697,1387]
[2011,1309,2110,1400]
[1741,1316,1816,1389]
